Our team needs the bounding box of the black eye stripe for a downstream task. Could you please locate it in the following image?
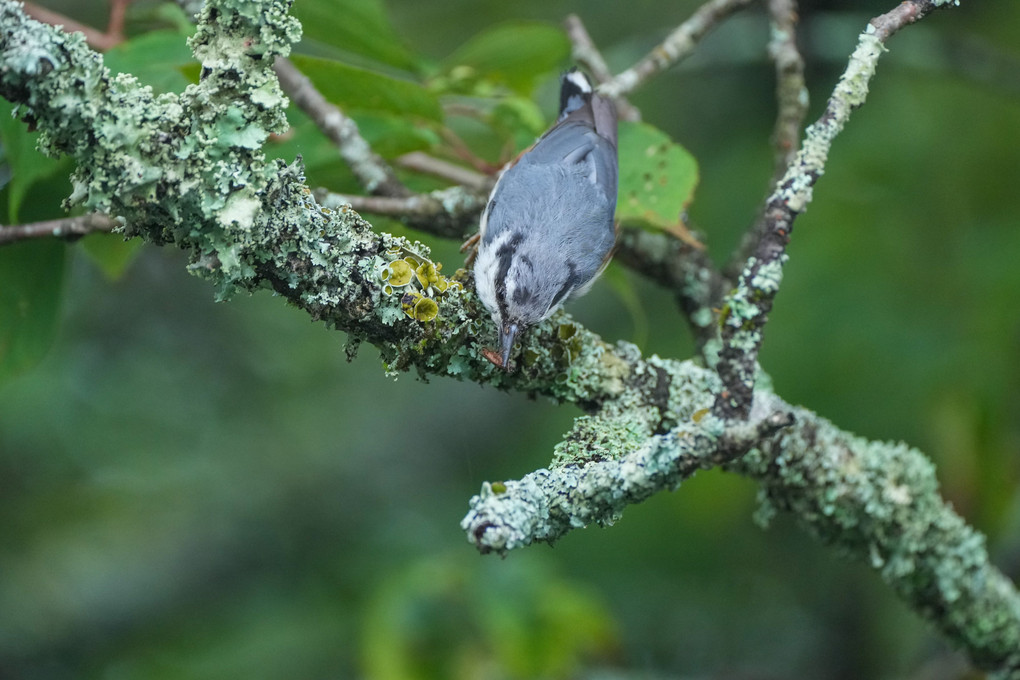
[493,233,522,321]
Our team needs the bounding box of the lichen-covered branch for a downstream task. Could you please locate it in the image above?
[723,0,808,280]
[738,403,1020,675]
[764,0,807,187]
[601,0,756,99]
[465,379,1020,673]
[463,365,792,552]
[713,0,955,420]
[2,0,1017,675]
[0,0,658,409]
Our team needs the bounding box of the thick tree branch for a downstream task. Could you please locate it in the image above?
[2,0,1016,675]
[464,382,792,553]
[740,405,1020,674]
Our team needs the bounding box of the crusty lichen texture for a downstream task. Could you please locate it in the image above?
[740,404,1020,675]
[2,0,1019,674]
[0,0,631,401]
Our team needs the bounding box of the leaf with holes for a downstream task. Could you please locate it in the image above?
[616,121,700,245]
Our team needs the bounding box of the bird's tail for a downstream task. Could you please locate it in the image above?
[558,68,593,121]
[557,67,617,150]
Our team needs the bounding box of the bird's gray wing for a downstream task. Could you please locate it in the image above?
[522,121,618,203]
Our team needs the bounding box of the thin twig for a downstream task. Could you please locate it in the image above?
[714,0,955,420]
[396,152,491,192]
[437,126,503,174]
[316,187,485,240]
[563,14,641,122]
[106,0,131,44]
[273,57,409,197]
[0,213,117,244]
[764,0,807,189]
[601,0,757,99]
[23,1,124,50]
[724,0,808,278]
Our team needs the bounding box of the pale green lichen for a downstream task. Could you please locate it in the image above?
[461,360,726,554]
[749,256,786,294]
[7,1,1016,672]
[551,414,653,467]
[464,358,724,552]
[776,24,887,213]
[736,403,1020,674]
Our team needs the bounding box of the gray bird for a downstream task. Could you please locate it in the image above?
[473,69,618,370]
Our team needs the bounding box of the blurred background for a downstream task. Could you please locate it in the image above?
[1,0,1019,678]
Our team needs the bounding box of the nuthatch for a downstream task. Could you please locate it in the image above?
[473,69,618,371]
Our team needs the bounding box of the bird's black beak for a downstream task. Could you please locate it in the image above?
[500,322,519,371]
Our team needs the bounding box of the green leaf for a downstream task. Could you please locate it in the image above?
[81,232,143,280]
[489,96,546,152]
[149,2,197,35]
[353,112,440,159]
[292,0,416,71]
[287,56,441,121]
[103,30,196,94]
[443,22,570,94]
[0,241,65,383]
[616,121,700,234]
[0,100,65,223]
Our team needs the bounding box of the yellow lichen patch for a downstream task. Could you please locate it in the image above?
[381,259,414,287]
[556,322,583,363]
[411,296,439,322]
[380,247,464,324]
[415,261,440,289]
[401,290,438,322]
[401,290,423,316]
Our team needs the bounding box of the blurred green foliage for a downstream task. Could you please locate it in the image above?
[1,0,1019,678]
